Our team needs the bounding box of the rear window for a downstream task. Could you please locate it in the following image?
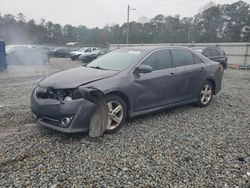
[210,49,220,56]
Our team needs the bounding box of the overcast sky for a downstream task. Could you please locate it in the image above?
[0,0,249,28]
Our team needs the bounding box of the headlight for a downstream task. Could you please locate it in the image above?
[72,88,82,99]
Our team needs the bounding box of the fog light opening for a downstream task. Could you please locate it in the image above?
[61,116,73,127]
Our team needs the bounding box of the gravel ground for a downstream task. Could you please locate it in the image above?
[0,58,249,187]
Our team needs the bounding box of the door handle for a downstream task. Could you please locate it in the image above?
[169,72,175,77]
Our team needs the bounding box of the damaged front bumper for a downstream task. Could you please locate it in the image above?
[31,89,97,133]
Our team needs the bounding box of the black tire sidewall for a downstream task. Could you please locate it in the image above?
[197,81,213,107]
[104,94,127,134]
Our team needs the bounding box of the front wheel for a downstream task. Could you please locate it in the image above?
[105,95,127,134]
[197,81,213,107]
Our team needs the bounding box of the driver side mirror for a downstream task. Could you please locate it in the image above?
[135,64,153,74]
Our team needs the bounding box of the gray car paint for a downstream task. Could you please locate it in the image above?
[31,46,223,133]
[83,47,222,117]
[39,66,119,89]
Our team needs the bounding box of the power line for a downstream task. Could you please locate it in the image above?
[135,0,209,9]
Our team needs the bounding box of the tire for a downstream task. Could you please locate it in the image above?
[105,94,127,134]
[75,55,81,61]
[71,55,80,61]
[197,81,214,107]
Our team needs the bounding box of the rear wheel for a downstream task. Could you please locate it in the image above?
[105,95,127,134]
[197,81,213,107]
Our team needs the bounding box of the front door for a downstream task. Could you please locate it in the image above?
[131,49,177,112]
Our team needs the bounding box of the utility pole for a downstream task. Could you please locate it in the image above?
[126,5,130,44]
[126,5,136,44]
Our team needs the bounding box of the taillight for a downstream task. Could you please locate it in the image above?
[218,64,224,72]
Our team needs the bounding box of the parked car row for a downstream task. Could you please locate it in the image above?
[3,44,111,66]
[69,47,111,63]
[6,45,49,65]
[44,46,110,63]
[69,47,100,61]
[51,47,72,58]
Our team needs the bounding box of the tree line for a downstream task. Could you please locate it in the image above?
[0,1,249,46]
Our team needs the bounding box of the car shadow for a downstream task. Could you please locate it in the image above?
[127,103,194,124]
[125,98,218,128]
[36,98,218,140]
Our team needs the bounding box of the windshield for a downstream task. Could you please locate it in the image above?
[87,48,145,71]
[79,48,86,52]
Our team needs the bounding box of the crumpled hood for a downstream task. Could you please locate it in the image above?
[39,66,118,89]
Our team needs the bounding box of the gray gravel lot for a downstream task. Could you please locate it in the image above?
[0,58,249,187]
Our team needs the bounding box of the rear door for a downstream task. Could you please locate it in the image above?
[131,49,177,112]
[171,48,206,101]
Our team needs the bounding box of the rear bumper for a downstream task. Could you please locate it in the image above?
[214,68,223,95]
[31,91,96,133]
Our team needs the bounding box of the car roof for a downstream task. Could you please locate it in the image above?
[121,46,193,53]
[191,46,222,50]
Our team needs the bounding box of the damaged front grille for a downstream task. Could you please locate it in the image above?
[35,86,82,101]
[35,86,59,99]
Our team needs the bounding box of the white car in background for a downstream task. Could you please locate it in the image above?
[69,47,100,61]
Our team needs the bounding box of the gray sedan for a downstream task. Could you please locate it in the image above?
[31,46,223,134]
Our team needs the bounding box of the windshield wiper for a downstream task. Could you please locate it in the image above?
[88,66,108,70]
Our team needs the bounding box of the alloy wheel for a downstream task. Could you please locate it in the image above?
[106,101,124,131]
[200,84,212,105]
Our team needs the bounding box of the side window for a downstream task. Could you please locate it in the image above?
[142,50,172,71]
[210,49,220,56]
[172,49,195,67]
[193,54,204,64]
[202,49,210,57]
[85,48,91,52]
